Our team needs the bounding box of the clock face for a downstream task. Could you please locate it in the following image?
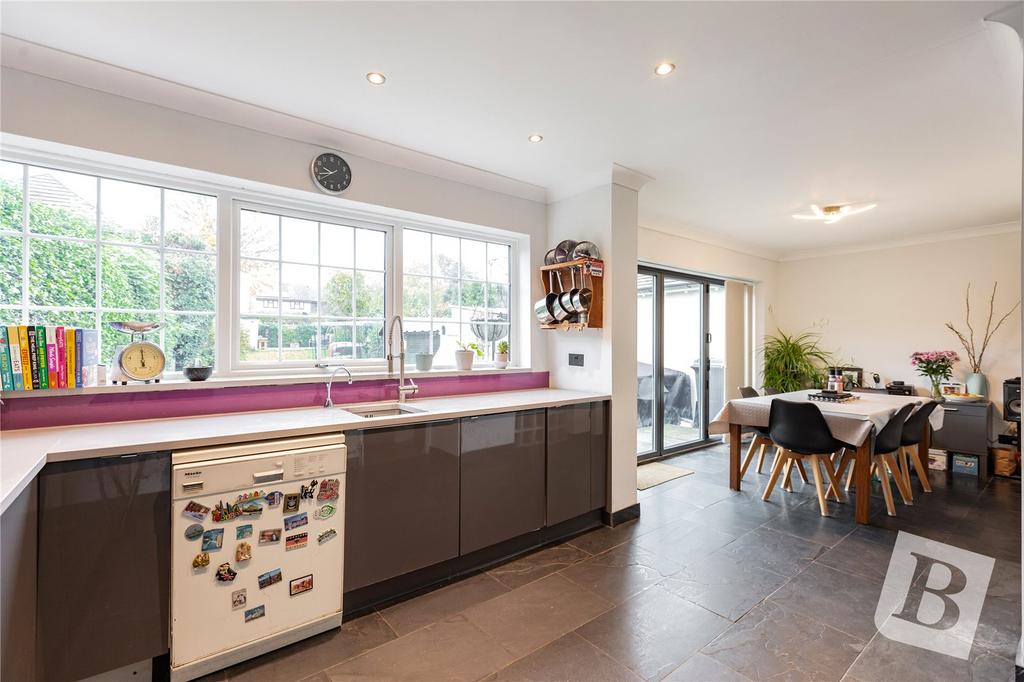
[119,341,165,381]
[311,152,352,194]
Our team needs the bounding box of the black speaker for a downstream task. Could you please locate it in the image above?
[1003,377,1020,422]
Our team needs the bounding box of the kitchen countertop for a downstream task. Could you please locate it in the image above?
[0,388,609,515]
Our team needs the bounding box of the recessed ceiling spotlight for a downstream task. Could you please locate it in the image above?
[654,62,676,76]
[527,134,544,143]
[792,203,877,224]
[366,72,386,85]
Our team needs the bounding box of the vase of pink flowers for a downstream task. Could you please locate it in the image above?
[910,350,959,401]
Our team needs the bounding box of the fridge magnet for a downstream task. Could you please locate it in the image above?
[215,562,238,582]
[244,604,265,622]
[283,493,300,513]
[285,532,308,551]
[236,524,253,540]
[237,489,265,503]
[183,501,210,521]
[264,491,284,507]
[231,588,247,610]
[192,552,211,569]
[184,523,204,540]
[300,479,319,500]
[239,501,263,516]
[236,541,252,562]
[317,528,337,544]
[257,568,282,589]
[314,503,336,520]
[212,500,241,523]
[289,574,313,596]
[201,528,225,551]
[258,528,281,544]
[317,478,340,501]
[284,512,308,531]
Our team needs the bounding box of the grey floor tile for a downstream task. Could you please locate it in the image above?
[762,504,858,548]
[845,632,1014,682]
[488,543,591,589]
[486,632,642,681]
[682,497,783,535]
[770,563,882,640]
[702,600,866,681]
[380,572,510,636]
[664,478,739,508]
[321,613,514,682]
[220,612,396,682]
[569,520,652,555]
[463,573,612,657]
[718,527,828,578]
[634,519,737,567]
[664,653,751,681]
[815,526,899,584]
[576,583,732,681]
[662,552,789,622]
[561,542,682,604]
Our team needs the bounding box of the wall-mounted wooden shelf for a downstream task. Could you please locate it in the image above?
[538,258,603,329]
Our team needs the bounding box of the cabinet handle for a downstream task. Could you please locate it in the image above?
[253,468,284,483]
[944,407,959,412]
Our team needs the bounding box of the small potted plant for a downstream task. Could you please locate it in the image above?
[455,341,482,370]
[495,340,510,369]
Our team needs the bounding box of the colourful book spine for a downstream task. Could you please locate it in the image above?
[74,328,83,388]
[65,328,76,389]
[45,327,57,389]
[17,326,32,390]
[55,326,66,389]
[81,329,99,386]
[7,325,23,390]
[0,327,12,391]
[36,325,48,389]
[26,326,39,390]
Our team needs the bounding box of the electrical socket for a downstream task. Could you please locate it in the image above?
[568,353,584,367]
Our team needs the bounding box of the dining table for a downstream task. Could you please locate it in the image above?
[709,390,946,524]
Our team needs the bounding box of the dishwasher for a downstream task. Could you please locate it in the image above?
[170,433,346,681]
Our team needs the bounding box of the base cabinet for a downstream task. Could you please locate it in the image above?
[460,410,546,554]
[546,403,596,525]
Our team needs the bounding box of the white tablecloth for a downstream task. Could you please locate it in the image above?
[709,390,945,447]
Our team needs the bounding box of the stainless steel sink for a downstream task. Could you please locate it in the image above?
[342,402,426,418]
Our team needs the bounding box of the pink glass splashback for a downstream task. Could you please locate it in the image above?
[0,372,549,430]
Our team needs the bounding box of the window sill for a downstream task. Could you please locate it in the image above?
[0,366,536,399]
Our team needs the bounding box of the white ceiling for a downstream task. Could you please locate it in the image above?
[1,1,1021,257]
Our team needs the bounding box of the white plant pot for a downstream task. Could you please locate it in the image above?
[454,350,475,370]
[495,353,509,369]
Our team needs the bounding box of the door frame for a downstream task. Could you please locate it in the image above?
[637,265,724,462]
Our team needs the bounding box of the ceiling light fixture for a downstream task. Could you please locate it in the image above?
[527,134,544,143]
[366,72,386,85]
[792,203,877,225]
[654,62,676,76]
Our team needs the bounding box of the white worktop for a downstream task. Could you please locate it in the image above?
[0,388,609,515]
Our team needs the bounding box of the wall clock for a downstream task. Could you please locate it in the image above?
[310,152,352,194]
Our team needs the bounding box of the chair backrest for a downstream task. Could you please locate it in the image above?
[764,387,782,395]
[901,401,939,446]
[875,403,915,455]
[738,386,759,398]
[768,400,837,455]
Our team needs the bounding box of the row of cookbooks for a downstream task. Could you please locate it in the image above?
[0,326,99,391]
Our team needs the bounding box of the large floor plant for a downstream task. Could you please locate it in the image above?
[762,330,832,393]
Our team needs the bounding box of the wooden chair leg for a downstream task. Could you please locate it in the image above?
[795,459,810,483]
[762,449,787,501]
[910,444,933,493]
[877,456,896,516]
[884,453,913,505]
[829,451,852,500]
[809,455,829,516]
[740,437,759,478]
[782,458,794,492]
[898,447,912,489]
[822,454,847,503]
[844,455,856,492]
[755,442,768,473]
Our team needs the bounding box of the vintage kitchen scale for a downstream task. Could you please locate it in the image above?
[109,321,166,384]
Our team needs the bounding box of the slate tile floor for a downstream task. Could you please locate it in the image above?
[201,444,1020,682]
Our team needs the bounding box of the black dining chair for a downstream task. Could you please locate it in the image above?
[764,387,782,395]
[831,403,915,516]
[762,400,847,516]
[898,401,938,495]
[738,386,774,478]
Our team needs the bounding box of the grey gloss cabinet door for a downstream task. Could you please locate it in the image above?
[36,452,170,682]
[590,400,609,511]
[344,420,460,591]
[460,410,546,554]
[546,403,593,525]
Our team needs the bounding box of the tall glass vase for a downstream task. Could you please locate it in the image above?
[930,377,944,401]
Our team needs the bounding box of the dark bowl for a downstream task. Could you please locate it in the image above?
[183,366,213,382]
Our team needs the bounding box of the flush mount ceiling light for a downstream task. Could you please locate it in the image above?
[527,134,544,143]
[365,72,386,85]
[792,203,877,225]
[654,62,676,76]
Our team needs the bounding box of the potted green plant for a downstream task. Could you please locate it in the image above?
[495,340,510,369]
[910,351,959,400]
[455,341,482,370]
[761,330,832,393]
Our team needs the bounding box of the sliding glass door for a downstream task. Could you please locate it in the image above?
[637,266,724,461]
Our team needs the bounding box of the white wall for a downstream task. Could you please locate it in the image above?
[774,228,1022,404]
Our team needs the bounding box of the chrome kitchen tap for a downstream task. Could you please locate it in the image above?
[315,363,353,408]
[386,315,419,403]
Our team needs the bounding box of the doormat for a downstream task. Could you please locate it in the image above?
[637,462,694,490]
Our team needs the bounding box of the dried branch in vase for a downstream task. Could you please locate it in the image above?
[945,282,1020,373]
